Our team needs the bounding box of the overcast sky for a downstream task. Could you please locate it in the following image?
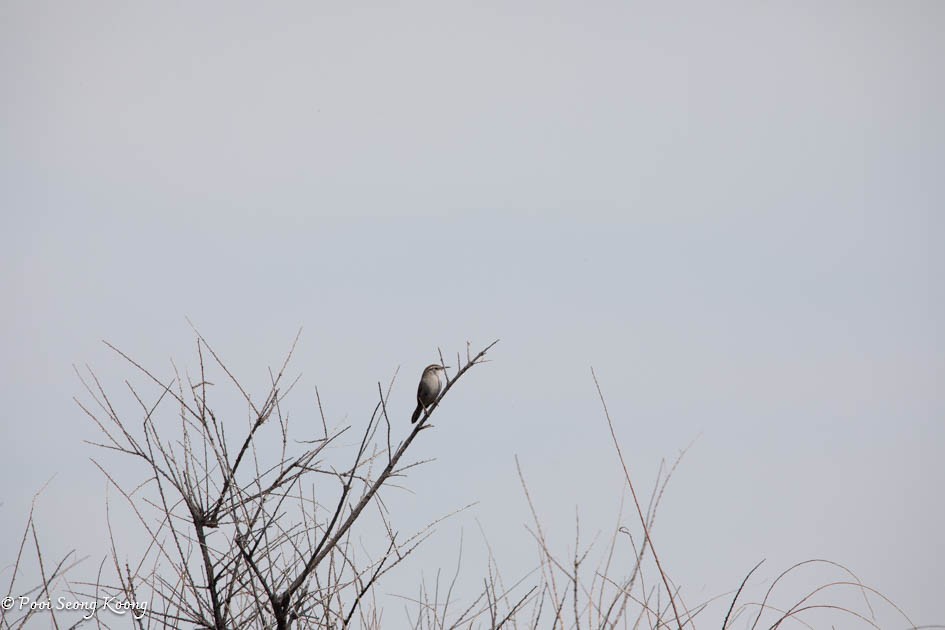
[2,2,943,627]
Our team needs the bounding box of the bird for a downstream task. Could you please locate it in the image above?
[411,364,448,423]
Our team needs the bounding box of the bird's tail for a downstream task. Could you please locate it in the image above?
[411,404,423,424]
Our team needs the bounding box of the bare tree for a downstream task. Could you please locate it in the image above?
[68,332,496,629]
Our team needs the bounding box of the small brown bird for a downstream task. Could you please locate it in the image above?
[411,364,448,423]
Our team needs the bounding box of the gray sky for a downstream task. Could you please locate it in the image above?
[2,2,943,627]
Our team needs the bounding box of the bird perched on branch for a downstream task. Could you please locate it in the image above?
[411,364,448,423]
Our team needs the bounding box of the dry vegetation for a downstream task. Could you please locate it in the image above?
[0,333,926,629]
